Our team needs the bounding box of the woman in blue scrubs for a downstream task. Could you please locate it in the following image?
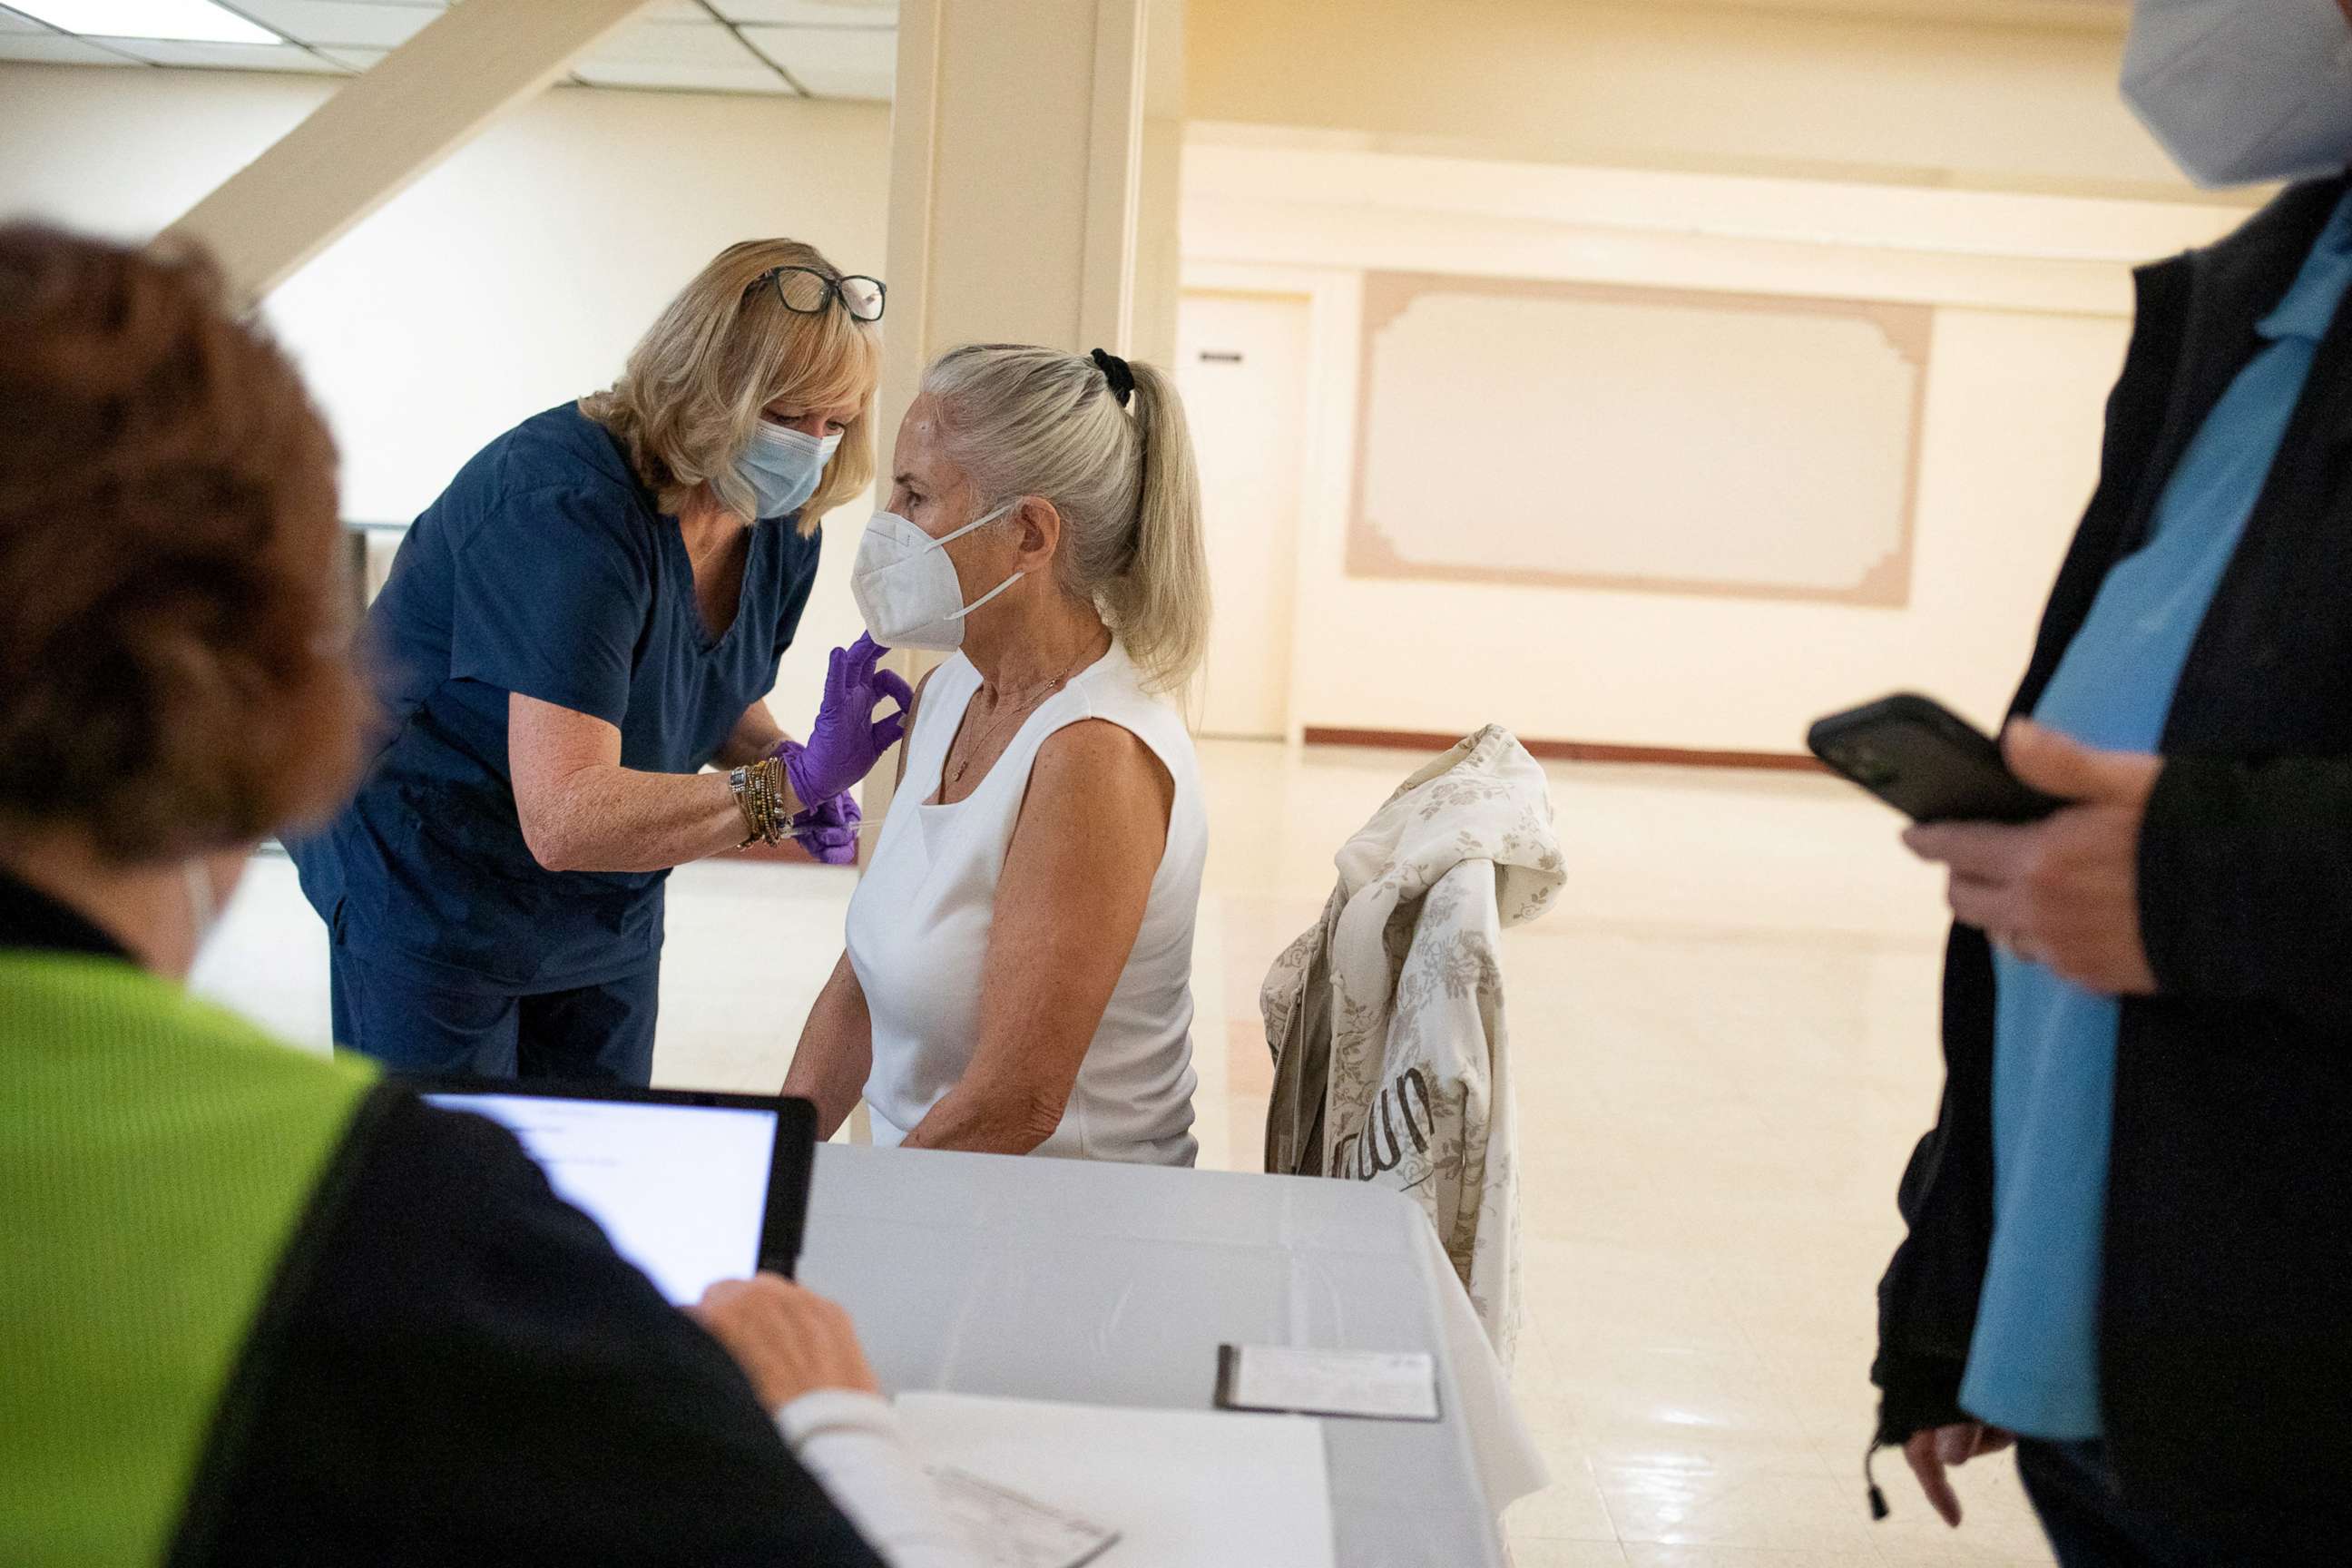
[290,240,906,1083]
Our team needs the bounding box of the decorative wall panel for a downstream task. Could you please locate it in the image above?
[1351,272,1929,605]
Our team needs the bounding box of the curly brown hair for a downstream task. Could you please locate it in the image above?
[0,223,369,864]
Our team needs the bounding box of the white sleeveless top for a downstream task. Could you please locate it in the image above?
[845,642,1204,1165]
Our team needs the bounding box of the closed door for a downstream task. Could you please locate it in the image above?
[1177,290,1310,740]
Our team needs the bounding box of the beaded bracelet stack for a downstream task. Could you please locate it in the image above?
[729,756,793,848]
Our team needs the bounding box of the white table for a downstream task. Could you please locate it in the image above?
[799,1145,1545,1568]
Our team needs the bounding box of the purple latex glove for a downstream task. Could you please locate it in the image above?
[789,782,862,866]
[784,634,914,807]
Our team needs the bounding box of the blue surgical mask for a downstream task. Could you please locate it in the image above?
[735,421,842,521]
[2122,0,2352,188]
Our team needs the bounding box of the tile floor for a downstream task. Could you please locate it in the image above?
[190,739,2054,1566]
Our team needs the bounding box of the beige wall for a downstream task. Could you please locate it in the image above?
[0,62,893,728]
[1189,0,2214,198]
[1174,3,2268,755]
[1182,139,2249,753]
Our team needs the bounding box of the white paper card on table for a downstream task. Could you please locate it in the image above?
[896,1392,1335,1568]
[1215,1345,1441,1422]
[927,1465,1119,1568]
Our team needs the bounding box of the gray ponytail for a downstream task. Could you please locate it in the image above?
[921,344,1210,693]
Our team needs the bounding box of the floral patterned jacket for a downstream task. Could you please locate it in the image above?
[1261,725,1564,1364]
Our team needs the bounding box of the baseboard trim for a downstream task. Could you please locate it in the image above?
[1299,727,1826,774]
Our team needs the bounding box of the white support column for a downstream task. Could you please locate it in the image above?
[1078,0,1150,357]
[166,0,654,299]
[877,0,1174,441]
[1131,0,1188,371]
[862,0,1181,840]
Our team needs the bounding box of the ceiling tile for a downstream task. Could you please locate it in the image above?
[572,57,792,94]
[583,15,764,68]
[720,0,896,24]
[740,23,891,99]
[0,29,143,60]
[317,42,384,69]
[229,0,436,46]
[92,34,334,69]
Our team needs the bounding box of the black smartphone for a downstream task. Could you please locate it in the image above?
[1807,693,2061,825]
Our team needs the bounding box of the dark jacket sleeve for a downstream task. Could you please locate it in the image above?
[176,1088,885,1568]
[2139,754,2352,1010]
[1870,926,1997,1449]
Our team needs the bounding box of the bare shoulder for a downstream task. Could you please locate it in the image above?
[1005,722,1173,899]
[1034,720,1172,805]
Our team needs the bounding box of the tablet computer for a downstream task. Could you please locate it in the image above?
[412,1080,818,1305]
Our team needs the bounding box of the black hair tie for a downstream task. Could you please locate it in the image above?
[1090,347,1135,408]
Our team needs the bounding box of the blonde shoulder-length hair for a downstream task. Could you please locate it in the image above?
[582,239,881,536]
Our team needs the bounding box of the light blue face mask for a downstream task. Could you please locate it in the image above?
[735,421,843,521]
[2122,0,2352,188]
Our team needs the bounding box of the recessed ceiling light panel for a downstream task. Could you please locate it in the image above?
[7,0,278,45]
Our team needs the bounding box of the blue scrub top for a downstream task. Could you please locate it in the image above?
[1959,190,2352,1440]
[289,404,822,993]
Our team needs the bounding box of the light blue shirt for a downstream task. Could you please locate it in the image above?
[1960,190,2352,1439]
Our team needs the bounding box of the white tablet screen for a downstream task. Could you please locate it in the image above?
[426,1093,779,1307]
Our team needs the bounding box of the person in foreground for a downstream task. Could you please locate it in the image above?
[288,237,908,1084]
[0,224,967,1567]
[1872,2,2352,1562]
[784,345,1211,1162]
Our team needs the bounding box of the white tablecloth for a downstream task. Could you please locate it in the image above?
[799,1145,1547,1568]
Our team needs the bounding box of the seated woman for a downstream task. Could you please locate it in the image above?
[0,224,965,1568]
[785,345,1211,1164]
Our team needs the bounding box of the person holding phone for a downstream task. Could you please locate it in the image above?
[1866,2,2352,1562]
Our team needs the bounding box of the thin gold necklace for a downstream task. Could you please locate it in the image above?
[946,636,1109,789]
